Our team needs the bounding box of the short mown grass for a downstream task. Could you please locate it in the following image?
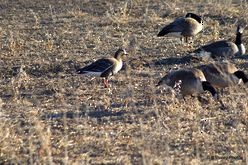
[0,0,247,164]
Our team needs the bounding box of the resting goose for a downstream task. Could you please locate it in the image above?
[157,12,203,43]
[77,48,128,88]
[194,26,245,59]
[157,68,217,98]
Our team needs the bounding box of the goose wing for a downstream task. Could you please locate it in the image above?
[199,64,231,87]
[77,58,114,74]
[157,17,186,36]
[194,40,236,57]
[200,64,222,76]
[201,40,231,50]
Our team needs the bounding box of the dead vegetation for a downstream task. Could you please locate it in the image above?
[0,0,247,164]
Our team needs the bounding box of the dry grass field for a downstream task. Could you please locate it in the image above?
[0,0,248,164]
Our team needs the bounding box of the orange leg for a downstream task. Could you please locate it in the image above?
[103,78,109,88]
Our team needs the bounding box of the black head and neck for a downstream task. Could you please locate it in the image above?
[185,13,203,25]
[235,25,246,55]
[234,70,248,84]
[235,26,243,45]
[202,81,217,98]
[114,48,128,60]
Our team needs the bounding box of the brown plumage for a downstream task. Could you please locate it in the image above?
[157,13,203,42]
[194,26,245,59]
[77,48,128,87]
[157,68,217,98]
[198,61,248,88]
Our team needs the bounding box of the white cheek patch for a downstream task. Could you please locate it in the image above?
[201,77,207,82]
[123,49,128,55]
[238,79,242,84]
[238,27,244,33]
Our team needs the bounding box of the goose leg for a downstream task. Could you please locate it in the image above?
[103,78,109,88]
[185,37,188,43]
[180,37,184,44]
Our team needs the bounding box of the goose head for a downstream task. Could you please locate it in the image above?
[114,48,128,60]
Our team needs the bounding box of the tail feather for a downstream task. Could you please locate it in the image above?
[157,26,171,36]
[76,68,86,74]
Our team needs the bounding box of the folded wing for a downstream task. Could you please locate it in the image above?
[157,18,185,36]
[77,59,114,77]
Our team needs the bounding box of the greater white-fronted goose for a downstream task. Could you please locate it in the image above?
[77,48,128,87]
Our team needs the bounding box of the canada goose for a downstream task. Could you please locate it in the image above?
[194,26,245,59]
[157,12,203,43]
[77,48,128,88]
[198,61,248,88]
[157,68,217,98]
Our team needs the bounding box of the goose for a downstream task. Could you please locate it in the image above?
[194,26,245,59]
[157,68,217,98]
[157,12,203,43]
[198,61,248,88]
[77,48,128,88]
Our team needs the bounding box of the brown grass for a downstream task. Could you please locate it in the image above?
[0,0,248,164]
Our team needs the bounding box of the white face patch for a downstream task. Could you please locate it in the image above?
[238,79,242,84]
[238,27,244,33]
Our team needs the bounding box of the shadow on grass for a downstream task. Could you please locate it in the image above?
[41,109,126,120]
[154,55,196,66]
[233,55,248,60]
[1,89,55,101]
[41,103,126,120]
[41,100,158,121]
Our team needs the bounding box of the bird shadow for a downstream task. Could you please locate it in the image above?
[41,109,125,120]
[154,55,196,66]
[233,55,248,60]
[41,103,126,121]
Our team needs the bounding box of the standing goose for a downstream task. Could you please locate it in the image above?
[194,26,245,59]
[157,13,203,43]
[198,61,248,88]
[157,68,217,98]
[77,48,128,88]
